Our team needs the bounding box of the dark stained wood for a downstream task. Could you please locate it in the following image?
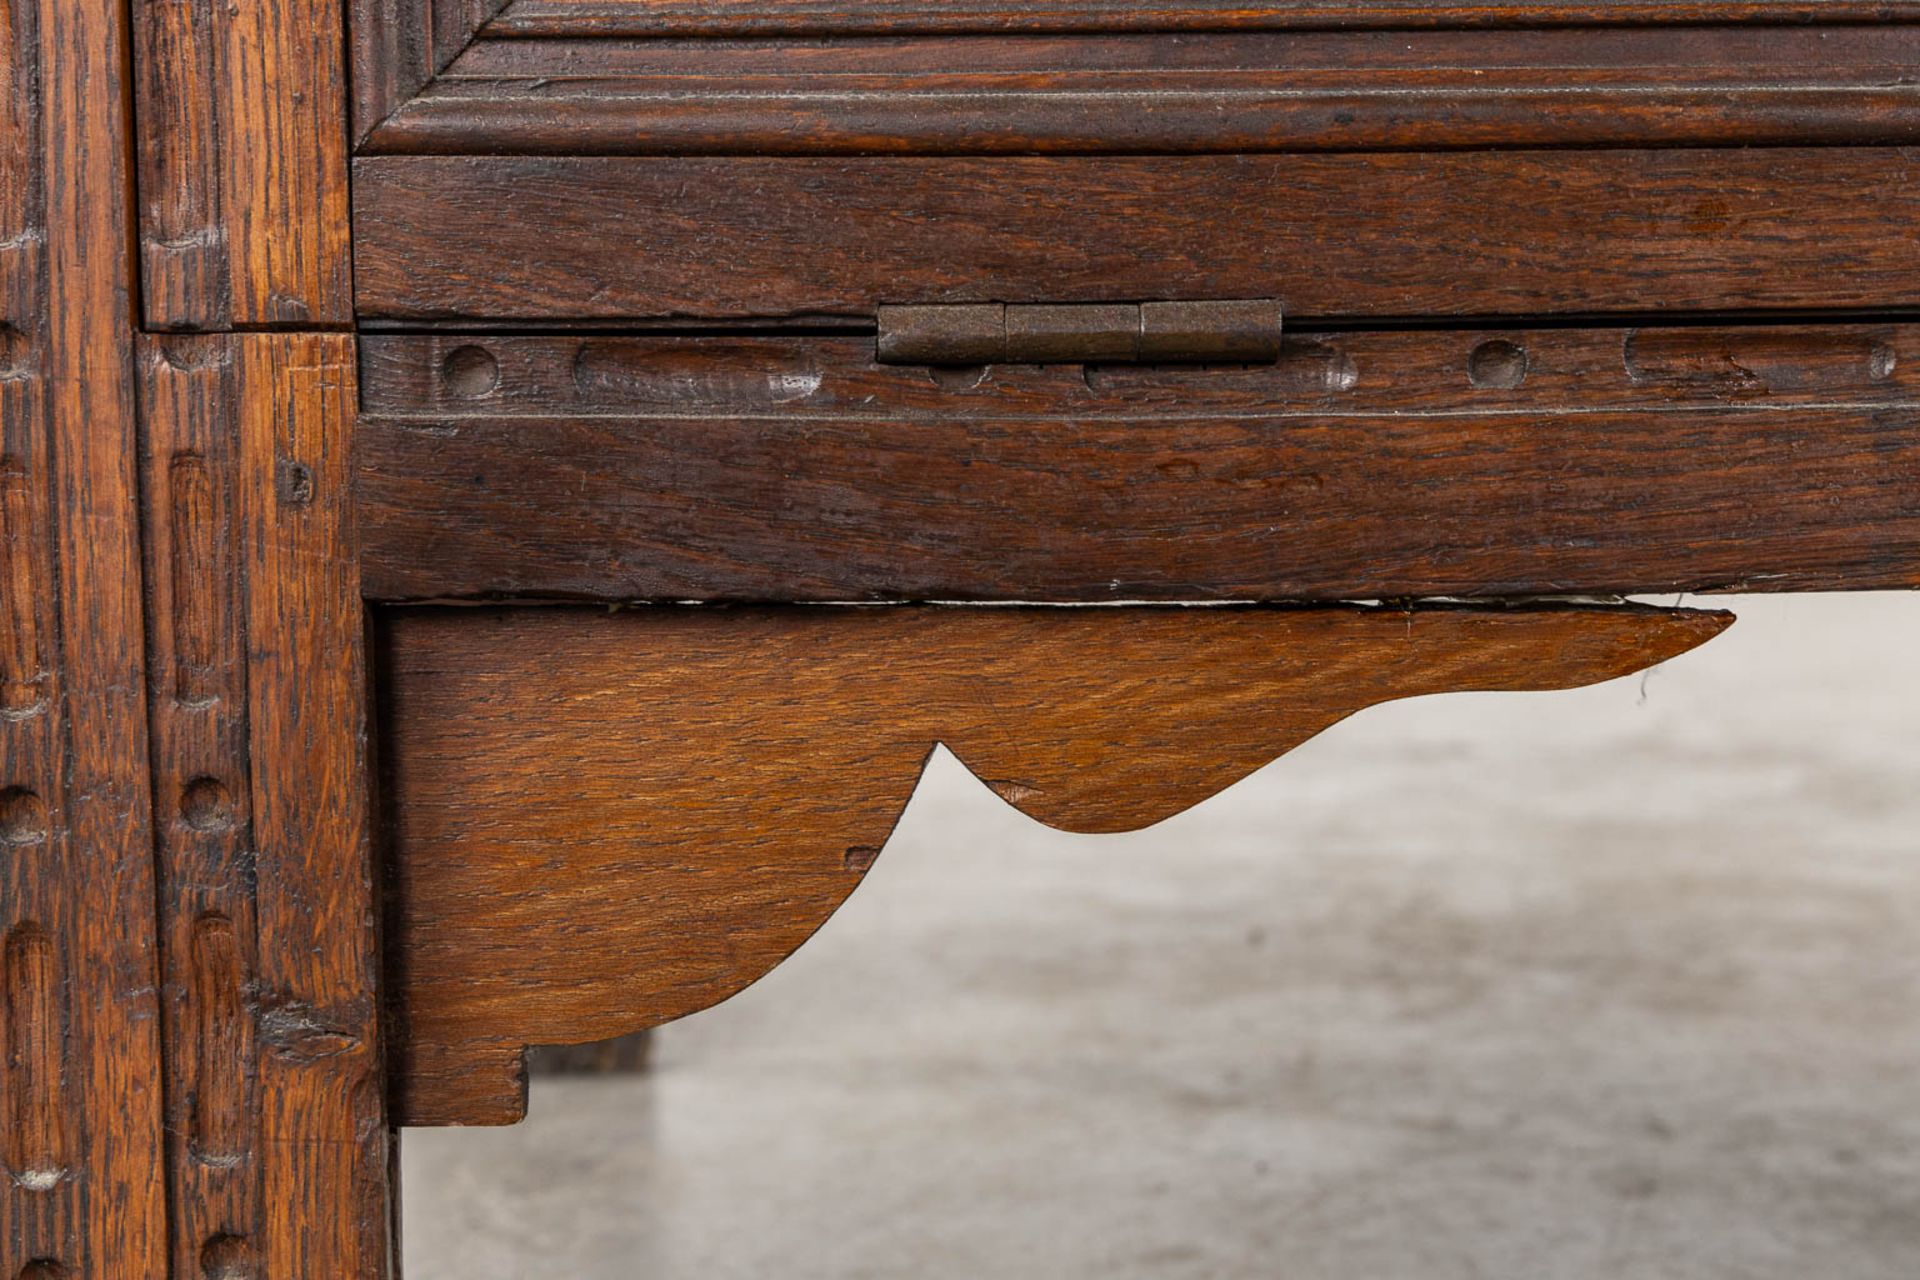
[350,0,1920,144]
[134,0,354,327]
[354,0,436,141]
[353,149,1920,324]
[353,0,512,142]
[380,602,1731,1126]
[138,333,393,1279]
[363,326,1920,418]
[366,26,1920,156]
[1,0,168,1271]
[486,0,1920,36]
[356,327,1920,603]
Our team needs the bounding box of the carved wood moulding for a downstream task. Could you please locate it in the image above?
[486,0,1920,37]
[348,0,1920,155]
[380,602,1730,1126]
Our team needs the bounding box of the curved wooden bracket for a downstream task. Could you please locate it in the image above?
[379,603,1729,1125]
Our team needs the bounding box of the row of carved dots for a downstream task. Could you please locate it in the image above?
[164,446,256,1278]
[11,1237,264,1280]
[426,337,1537,402]
[3,442,62,1280]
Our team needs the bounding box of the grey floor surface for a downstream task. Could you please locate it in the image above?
[403,593,1920,1279]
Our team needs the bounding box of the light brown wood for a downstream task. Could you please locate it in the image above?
[380,603,1731,1126]
[240,333,391,1278]
[1,0,168,1271]
[134,0,353,327]
[138,333,392,1279]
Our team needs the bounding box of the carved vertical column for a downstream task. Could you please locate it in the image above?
[132,0,387,1261]
[2,0,170,1273]
[133,0,353,328]
[140,334,390,1277]
[140,335,261,1278]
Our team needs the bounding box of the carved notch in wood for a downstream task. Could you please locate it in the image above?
[381,602,1729,1127]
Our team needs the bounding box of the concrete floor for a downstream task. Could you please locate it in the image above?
[403,593,1920,1279]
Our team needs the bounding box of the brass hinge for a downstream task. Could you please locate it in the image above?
[876,300,1283,366]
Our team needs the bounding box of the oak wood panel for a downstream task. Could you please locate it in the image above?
[138,336,259,1280]
[485,0,1920,36]
[366,27,1920,155]
[356,327,1920,603]
[381,603,1731,1126]
[134,0,353,327]
[0,0,36,348]
[1,0,167,1271]
[239,334,391,1279]
[138,334,393,1280]
[353,149,1920,323]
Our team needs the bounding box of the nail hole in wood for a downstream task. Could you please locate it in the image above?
[274,458,313,507]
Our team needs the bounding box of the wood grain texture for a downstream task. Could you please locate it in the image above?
[381,603,1731,1126]
[134,0,353,327]
[353,149,1920,323]
[0,0,38,350]
[353,0,512,140]
[483,0,1920,36]
[1,0,168,1271]
[366,26,1920,155]
[241,334,392,1277]
[139,333,393,1280]
[356,327,1920,602]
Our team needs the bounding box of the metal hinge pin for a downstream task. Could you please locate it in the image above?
[876,300,1283,366]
